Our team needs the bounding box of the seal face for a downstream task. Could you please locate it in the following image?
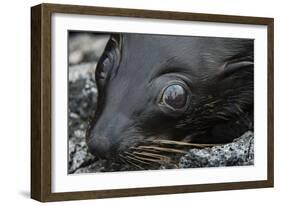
[86,33,253,160]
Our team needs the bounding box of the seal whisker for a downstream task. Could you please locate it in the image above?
[123,152,153,165]
[119,155,130,166]
[150,139,221,148]
[132,151,171,163]
[126,155,164,164]
[124,158,144,170]
[119,154,144,169]
[132,146,187,154]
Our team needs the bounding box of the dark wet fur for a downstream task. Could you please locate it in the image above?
[86,33,253,168]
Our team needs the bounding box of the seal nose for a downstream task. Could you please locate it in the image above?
[87,113,129,159]
[87,135,113,159]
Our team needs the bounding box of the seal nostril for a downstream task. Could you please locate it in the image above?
[87,136,112,159]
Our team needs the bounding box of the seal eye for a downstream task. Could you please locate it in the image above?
[161,84,188,109]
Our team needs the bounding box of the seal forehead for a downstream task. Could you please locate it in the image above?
[116,34,200,82]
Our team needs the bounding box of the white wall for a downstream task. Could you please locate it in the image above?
[0,0,279,205]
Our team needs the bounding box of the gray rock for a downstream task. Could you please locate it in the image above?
[69,33,109,65]
[68,63,98,174]
[178,131,254,168]
[69,63,96,82]
[68,140,96,173]
[68,77,97,122]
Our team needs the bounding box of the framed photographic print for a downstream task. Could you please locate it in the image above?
[31,3,274,202]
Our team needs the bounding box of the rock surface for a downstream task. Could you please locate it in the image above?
[179,131,254,168]
[68,32,255,174]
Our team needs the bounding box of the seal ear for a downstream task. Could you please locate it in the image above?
[95,34,122,84]
[220,57,253,79]
[110,33,123,51]
[102,34,122,59]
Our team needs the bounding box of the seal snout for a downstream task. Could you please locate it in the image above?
[87,135,114,159]
[87,111,134,159]
[86,119,126,159]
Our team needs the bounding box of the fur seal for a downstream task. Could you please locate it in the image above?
[86,33,253,161]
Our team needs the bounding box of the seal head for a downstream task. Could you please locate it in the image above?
[86,33,253,159]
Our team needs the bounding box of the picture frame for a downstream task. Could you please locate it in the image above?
[31,3,274,202]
